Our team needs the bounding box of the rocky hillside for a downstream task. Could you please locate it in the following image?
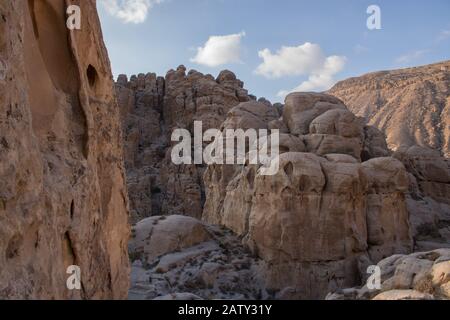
[0,1,129,298]
[328,60,450,158]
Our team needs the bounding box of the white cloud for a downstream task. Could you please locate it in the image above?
[395,49,429,64]
[101,0,163,24]
[254,43,346,97]
[190,32,246,67]
[437,29,450,42]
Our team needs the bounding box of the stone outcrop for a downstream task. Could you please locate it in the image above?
[328,60,450,157]
[117,67,253,222]
[327,249,450,300]
[0,1,129,299]
[202,92,413,299]
[394,146,450,205]
[128,215,267,300]
[390,146,450,252]
[328,63,450,255]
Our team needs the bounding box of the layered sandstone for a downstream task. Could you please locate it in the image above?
[0,0,129,299]
[328,60,450,157]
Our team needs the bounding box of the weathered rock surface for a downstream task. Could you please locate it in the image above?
[202,92,414,299]
[120,62,449,300]
[327,249,450,300]
[328,60,450,157]
[394,146,450,205]
[117,67,254,222]
[128,216,267,300]
[328,62,450,249]
[0,0,129,299]
[129,215,212,265]
[386,146,450,251]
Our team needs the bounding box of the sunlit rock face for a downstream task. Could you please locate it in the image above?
[0,0,129,299]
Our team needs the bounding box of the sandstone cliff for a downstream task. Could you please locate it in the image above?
[201,93,415,299]
[328,60,450,158]
[0,0,129,299]
[117,67,255,222]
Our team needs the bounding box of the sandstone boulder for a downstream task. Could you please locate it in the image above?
[221,101,279,131]
[128,217,267,300]
[283,92,346,135]
[130,215,212,264]
[327,249,450,300]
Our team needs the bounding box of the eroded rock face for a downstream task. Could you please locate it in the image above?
[328,63,450,255]
[328,60,450,158]
[327,249,450,300]
[202,92,413,299]
[394,146,450,205]
[392,146,450,251]
[0,1,129,299]
[117,67,253,223]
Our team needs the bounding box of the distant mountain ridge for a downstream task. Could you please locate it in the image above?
[328,60,450,157]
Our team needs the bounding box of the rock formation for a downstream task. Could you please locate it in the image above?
[117,67,254,222]
[121,64,449,300]
[328,60,450,158]
[392,146,450,252]
[328,61,450,277]
[0,1,129,299]
[327,249,450,300]
[394,146,450,205]
[128,215,267,300]
[202,92,414,299]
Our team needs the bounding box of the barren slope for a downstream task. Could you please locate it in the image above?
[328,60,450,157]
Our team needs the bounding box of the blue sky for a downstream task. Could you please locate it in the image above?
[98,0,450,103]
